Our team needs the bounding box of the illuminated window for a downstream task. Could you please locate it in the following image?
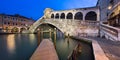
[4,22,6,24]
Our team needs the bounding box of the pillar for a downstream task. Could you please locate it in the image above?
[73,13,75,21]
[65,13,67,20]
[83,13,85,21]
[59,13,61,20]
[97,11,100,21]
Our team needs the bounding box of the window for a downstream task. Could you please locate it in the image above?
[13,18,15,20]
[7,16,10,19]
[110,0,114,5]
[13,23,14,25]
[4,16,7,19]
[8,22,10,25]
[4,22,6,24]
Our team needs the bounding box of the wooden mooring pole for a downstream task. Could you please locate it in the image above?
[54,28,57,49]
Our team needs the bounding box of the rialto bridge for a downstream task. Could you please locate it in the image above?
[29,7,100,37]
[29,6,120,41]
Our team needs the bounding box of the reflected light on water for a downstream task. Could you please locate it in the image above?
[29,34,35,44]
[7,34,15,54]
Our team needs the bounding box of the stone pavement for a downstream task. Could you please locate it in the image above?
[30,39,59,60]
[92,40,109,60]
[87,37,120,60]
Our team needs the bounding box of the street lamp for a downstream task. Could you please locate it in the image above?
[108,4,112,10]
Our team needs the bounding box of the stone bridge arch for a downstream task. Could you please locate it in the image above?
[29,17,72,34]
[29,18,79,36]
[29,18,99,37]
[34,21,64,33]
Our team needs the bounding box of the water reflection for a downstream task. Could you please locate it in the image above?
[29,34,36,44]
[37,32,41,45]
[7,34,15,54]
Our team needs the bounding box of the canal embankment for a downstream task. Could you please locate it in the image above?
[71,36,109,60]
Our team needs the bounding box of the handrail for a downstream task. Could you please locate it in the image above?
[101,23,120,32]
[100,23,120,41]
[45,19,99,23]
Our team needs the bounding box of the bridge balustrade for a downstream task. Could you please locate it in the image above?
[100,23,120,41]
[47,19,99,26]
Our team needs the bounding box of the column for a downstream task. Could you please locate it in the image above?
[97,11,100,21]
[59,14,61,20]
[83,13,85,21]
[73,13,75,21]
[65,13,67,20]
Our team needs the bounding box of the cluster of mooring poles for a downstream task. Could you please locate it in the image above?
[37,28,57,48]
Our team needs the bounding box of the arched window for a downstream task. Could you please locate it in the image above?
[85,11,97,21]
[67,13,73,19]
[51,14,54,18]
[60,13,65,19]
[75,12,83,20]
[55,13,59,19]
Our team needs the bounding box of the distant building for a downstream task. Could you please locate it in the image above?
[0,14,35,33]
[97,0,120,27]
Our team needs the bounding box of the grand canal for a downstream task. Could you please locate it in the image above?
[0,24,94,60]
[0,33,94,60]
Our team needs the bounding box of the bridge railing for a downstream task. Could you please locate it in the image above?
[100,23,120,41]
[29,16,44,33]
[75,20,99,26]
[46,19,99,26]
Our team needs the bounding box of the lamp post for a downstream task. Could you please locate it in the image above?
[108,5,112,10]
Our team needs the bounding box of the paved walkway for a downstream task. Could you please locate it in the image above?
[92,40,109,60]
[30,39,59,60]
[85,37,120,60]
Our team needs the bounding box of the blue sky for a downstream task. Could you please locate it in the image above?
[0,0,98,20]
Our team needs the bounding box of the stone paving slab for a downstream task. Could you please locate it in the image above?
[30,39,59,60]
[92,40,109,60]
[80,36,120,60]
[92,37,120,60]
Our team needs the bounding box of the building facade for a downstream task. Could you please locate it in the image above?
[0,14,35,33]
[97,0,120,27]
[97,0,120,41]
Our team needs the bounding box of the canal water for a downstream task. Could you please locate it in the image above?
[0,33,94,60]
[0,24,94,60]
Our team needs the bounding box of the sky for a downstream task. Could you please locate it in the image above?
[0,0,98,20]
